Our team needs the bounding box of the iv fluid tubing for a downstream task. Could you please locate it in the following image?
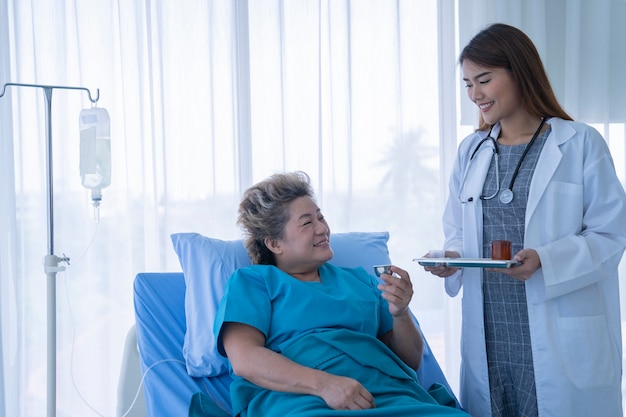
[44,87,54,255]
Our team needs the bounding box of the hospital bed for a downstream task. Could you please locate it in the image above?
[118,231,459,416]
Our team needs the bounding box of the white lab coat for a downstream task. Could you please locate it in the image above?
[442,118,626,417]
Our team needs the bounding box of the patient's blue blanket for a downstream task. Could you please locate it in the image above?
[212,329,468,417]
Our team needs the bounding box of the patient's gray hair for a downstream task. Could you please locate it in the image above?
[238,171,315,265]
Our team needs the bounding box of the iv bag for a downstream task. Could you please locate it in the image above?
[79,107,111,191]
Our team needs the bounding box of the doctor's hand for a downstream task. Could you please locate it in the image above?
[489,248,541,281]
[422,251,461,278]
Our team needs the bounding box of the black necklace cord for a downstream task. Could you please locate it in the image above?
[504,117,547,190]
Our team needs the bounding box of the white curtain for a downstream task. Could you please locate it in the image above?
[1,1,625,416]
[0,1,448,416]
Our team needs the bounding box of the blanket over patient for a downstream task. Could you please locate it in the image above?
[224,329,466,417]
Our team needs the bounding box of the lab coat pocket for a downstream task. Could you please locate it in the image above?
[542,181,583,240]
[558,315,618,389]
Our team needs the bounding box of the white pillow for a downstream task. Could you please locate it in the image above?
[171,231,392,377]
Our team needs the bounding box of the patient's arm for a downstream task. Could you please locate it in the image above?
[221,322,375,410]
[377,266,424,370]
[380,312,424,371]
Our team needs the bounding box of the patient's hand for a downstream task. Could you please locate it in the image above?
[377,265,412,315]
[319,374,375,410]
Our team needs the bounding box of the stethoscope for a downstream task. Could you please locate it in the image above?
[459,117,547,204]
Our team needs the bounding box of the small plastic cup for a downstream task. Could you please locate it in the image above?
[373,265,392,277]
[491,240,512,260]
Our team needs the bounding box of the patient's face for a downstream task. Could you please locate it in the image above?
[272,196,333,277]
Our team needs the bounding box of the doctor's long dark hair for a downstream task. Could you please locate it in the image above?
[459,23,572,131]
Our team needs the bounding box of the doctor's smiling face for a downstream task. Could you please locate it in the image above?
[265,196,333,281]
[462,59,524,127]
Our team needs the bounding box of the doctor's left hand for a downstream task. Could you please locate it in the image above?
[489,248,541,281]
[422,250,461,278]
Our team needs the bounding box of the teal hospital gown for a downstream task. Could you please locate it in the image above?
[212,263,470,417]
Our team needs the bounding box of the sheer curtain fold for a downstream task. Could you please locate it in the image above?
[1,2,17,415]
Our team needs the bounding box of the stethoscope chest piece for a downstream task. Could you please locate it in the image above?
[499,189,514,204]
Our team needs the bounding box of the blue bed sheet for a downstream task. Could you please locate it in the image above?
[133,272,233,416]
[133,272,460,416]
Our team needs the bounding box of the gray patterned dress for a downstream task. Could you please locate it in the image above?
[480,127,551,417]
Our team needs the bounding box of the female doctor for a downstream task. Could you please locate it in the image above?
[424,23,626,417]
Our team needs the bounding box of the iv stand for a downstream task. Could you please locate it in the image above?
[0,82,100,417]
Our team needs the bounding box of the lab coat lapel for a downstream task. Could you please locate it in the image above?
[525,119,574,221]
[459,126,498,204]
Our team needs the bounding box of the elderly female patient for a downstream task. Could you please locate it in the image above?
[206,171,469,417]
